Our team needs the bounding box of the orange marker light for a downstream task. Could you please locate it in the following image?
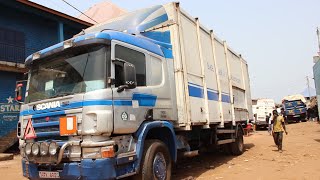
[101,146,115,158]
[59,116,77,136]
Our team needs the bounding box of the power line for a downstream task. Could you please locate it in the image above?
[60,0,98,24]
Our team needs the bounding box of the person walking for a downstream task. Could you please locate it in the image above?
[280,108,287,123]
[268,113,273,135]
[272,110,288,152]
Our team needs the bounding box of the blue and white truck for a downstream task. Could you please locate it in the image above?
[16,3,252,179]
[282,94,307,123]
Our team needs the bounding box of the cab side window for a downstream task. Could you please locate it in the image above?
[149,56,163,86]
[115,45,146,87]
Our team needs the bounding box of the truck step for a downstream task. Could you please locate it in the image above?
[182,150,199,158]
[216,129,236,134]
[217,139,235,145]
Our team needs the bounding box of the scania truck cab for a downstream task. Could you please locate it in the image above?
[18,29,177,179]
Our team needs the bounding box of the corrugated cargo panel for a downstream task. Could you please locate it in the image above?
[165,2,252,127]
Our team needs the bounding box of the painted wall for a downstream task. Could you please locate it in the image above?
[0,3,88,139]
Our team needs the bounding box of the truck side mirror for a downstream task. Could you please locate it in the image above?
[15,83,23,102]
[117,62,137,92]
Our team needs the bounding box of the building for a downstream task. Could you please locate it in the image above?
[78,1,126,24]
[0,0,92,152]
[313,52,320,118]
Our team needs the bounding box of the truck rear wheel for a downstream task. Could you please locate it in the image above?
[136,140,172,180]
[230,129,244,155]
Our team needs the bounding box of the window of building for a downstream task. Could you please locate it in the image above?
[115,45,146,87]
[0,27,25,63]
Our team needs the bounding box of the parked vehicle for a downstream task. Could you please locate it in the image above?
[16,3,252,179]
[252,99,275,129]
[282,94,307,123]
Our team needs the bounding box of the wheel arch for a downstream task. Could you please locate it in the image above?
[134,121,177,172]
[236,122,244,137]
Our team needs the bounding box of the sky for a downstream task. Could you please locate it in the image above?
[32,0,320,102]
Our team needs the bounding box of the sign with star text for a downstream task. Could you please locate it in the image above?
[0,96,20,121]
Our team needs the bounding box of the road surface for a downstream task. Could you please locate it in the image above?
[173,121,320,180]
[0,121,319,180]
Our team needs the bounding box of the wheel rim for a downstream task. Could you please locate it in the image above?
[153,152,167,180]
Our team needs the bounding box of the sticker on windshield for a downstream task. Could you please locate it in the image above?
[45,80,53,91]
[121,112,128,121]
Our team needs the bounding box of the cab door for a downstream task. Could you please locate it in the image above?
[111,41,156,134]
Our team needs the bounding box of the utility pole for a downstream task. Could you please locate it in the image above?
[317,27,320,53]
[306,76,311,99]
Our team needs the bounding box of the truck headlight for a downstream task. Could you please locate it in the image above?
[31,143,39,155]
[40,142,49,156]
[25,143,32,155]
[49,142,58,155]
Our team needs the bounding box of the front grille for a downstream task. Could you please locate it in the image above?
[33,116,60,123]
[33,115,63,140]
[35,127,60,133]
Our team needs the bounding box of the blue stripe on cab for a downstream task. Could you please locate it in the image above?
[113,100,132,106]
[160,47,173,59]
[83,100,113,106]
[132,93,157,106]
[21,93,158,116]
[32,111,65,119]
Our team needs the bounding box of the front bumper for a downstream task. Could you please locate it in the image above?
[22,158,116,180]
[255,121,268,126]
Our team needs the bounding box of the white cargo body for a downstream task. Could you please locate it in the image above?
[163,3,252,129]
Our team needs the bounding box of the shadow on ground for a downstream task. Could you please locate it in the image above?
[314,139,320,143]
[172,143,255,180]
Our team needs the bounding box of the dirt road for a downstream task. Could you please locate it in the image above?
[1,122,319,180]
[173,121,320,180]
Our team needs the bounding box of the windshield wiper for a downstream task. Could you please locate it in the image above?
[51,92,74,98]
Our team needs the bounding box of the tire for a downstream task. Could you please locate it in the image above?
[135,140,172,180]
[230,128,244,155]
[255,125,259,131]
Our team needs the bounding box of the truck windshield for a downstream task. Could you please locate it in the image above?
[26,45,110,103]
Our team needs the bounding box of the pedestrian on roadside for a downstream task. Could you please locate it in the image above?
[268,113,273,135]
[272,110,288,152]
[280,108,287,123]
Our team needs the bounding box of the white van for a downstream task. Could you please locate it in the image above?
[252,99,275,129]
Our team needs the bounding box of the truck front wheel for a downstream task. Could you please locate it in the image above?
[136,140,172,180]
[230,128,244,155]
